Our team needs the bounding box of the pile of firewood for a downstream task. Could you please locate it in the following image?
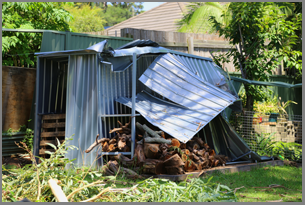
[85,120,229,176]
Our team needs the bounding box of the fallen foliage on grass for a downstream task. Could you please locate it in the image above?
[2,138,237,202]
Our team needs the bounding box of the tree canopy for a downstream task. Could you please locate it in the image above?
[63,3,105,32]
[2,2,73,67]
[209,2,302,111]
[73,2,144,27]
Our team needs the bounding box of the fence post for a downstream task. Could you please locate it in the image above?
[187,36,194,54]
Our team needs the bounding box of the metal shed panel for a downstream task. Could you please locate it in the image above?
[65,54,100,167]
[39,30,133,52]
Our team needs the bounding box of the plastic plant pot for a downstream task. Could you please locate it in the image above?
[269,113,279,122]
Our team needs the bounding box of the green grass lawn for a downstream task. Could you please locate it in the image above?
[202,164,302,202]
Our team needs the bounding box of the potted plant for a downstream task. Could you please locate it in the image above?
[276,97,297,122]
[253,96,279,124]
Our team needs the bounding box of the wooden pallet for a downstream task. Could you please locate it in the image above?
[39,113,65,157]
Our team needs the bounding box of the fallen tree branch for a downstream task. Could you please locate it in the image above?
[48,178,68,202]
[234,186,245,194]
[142,124,162,138]
[85,134,111,153]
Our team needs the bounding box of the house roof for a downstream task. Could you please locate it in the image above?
[104,2,188,37]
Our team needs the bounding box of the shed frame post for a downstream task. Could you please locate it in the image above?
[33,57,41,163]
[131,53,137,159]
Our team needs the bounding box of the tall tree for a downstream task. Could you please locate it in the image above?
[63,3,105,32]
[210,2,302,111]
[2,2,73,67]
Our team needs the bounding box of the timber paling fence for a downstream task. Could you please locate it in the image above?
[229,111,302,161]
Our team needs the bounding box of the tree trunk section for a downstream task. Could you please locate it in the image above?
[134,144,146,166]
[165,166,185,175]
[163,154,184,167]
[144,143,160,159]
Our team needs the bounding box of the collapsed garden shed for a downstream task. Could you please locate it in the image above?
[34,39,271,168]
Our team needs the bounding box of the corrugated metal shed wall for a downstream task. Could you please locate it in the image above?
[65,54,100,167]
[40,31,133,52]
[64,55,159,166]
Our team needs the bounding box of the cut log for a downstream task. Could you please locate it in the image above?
[108,144,117,152]
[203,143,210,150]
[193,149,205,157]
[184,159,197,172]
[165,166,185,175]
[111,154,135,167]
[109,139,117,144]
[209,149,216,156]
[121,167,144,179]
[181,149,193,160]
[180,143,186,149]
[108,160,119,174]
[159,143,169,155]
[163,154,185,167]
[136,122,145,134]
[134,144,146,166]
[171,139,180,148]
[201,159,209,169]
[85,135,110,153]
[214,159,219,167]
[204,151,209,159]
[144,137,172,144]
[102,141,109,152]
[144,143,160,159]
[214,155,228,165]
[192,137,205,148]
[142,124,162,138]
[208,156,214,167]
[187,141,200,151]
[118,140,127,150]
[159,153,173,161]
[142,159,164,175]
[181,154,188,162]
[101,164,114,176]
[192,153,200,162]
[181,149,191,155]
[195,162,202,170]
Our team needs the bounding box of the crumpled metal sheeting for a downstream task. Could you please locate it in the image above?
[110,46,170,57]
[116,39,160,49]
[139,54,237,114]
[116,92,210,143]
[171,53,228,88]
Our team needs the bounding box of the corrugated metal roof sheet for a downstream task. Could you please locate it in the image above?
[116,53,238,143]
